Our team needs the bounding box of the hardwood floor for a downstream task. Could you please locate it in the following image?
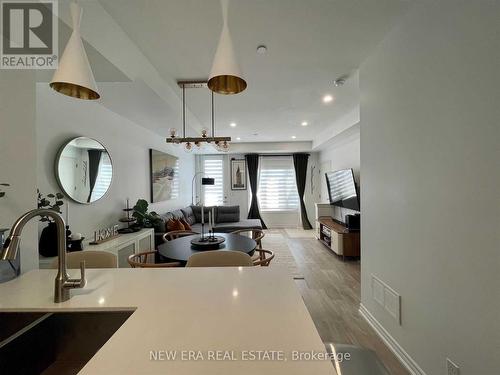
[276,229,409,375]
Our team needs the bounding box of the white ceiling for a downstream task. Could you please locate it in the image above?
[93,0,408,143]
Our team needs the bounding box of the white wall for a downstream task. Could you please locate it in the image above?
[0,71,38,274]
[318,124,360,222]
[360,2,500,374]
[36,85,194,240]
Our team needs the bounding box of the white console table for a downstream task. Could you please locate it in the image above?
[39,228,154,269]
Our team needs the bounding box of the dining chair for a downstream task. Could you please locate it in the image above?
[128,251,181,268]
[252,249,275,267]
[163,230,199,242]
[186,250,253,267]
[230,229,265,249]
[50,250,117,269]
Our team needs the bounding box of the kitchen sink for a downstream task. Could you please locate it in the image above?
[0,311,133,375]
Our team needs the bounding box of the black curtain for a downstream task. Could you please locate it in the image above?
[245,154,267,229]
[293,153,312,229]
[87,150,102,203]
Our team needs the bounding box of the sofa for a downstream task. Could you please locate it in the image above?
[154,205,262,247]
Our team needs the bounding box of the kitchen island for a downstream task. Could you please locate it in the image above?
[0,267,335,374]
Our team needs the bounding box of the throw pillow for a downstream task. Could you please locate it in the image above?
[181,206,196,225]
[191,205,215,223]
[216,206,240,223]
[167,219,185,231]
[180,218,192,230]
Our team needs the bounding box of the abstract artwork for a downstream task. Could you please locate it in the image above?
[149,149,178,202]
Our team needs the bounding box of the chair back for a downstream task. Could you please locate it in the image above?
[163,230,198,242]
[186,250,253,267]
[128,251,180,268]
[253,249,275,267]
[50,250,117,269]
[231,229,265,248]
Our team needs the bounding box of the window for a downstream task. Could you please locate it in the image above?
[258,156,299,211]
[90,152,112,201]
[170,159,180,200]
[203,156,224,206]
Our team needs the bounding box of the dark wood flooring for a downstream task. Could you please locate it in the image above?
[278,229,409,375]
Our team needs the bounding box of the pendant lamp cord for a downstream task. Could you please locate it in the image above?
[221,0,229,25]
[182,84,186,138]
[211,91,215,137]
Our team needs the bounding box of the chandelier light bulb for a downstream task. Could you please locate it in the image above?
[169,128,177,138]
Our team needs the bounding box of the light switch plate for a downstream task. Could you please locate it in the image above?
[371,275,385,306]
[371,275,401,325]
[384,286,401,324]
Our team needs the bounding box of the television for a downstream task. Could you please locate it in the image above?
[325,169,360,211]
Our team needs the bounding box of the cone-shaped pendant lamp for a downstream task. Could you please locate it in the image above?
[50,2,100,100]
[208,0,246,95]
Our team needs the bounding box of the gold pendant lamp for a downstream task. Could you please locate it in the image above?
[50,2,100,100]
[207,0,246,95]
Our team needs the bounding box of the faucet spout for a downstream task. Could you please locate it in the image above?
[1,208,86,303]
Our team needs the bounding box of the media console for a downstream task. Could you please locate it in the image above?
[315,217,360,259]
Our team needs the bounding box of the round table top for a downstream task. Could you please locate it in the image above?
[157,233,257,262]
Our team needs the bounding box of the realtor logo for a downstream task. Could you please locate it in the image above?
[1,0,58,69]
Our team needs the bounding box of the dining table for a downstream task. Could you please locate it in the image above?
[157,232,257,263]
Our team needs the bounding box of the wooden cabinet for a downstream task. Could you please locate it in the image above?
[317,217,360,259]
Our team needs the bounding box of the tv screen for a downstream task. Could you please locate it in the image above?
[325,169,360,211]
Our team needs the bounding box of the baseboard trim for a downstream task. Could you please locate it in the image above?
[359,304,426,375]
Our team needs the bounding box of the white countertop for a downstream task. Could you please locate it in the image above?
[0,267,335,374]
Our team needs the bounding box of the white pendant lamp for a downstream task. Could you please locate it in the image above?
[207,0,246,95]
[50,2,100,100]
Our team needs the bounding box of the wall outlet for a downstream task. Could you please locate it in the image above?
[446,358,460,375]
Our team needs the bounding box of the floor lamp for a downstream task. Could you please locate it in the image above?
[192,173,215,205]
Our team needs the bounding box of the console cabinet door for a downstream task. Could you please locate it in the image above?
[330,233,343,255]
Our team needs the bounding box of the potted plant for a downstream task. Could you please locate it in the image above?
[38,190,64,257]
[132,199,163,231]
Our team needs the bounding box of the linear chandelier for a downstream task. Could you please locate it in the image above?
[166,81,231,152]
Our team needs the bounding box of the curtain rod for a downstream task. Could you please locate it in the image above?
[244,153,310,157]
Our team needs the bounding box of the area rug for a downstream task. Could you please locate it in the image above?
[285,228,316,239]
[261,231,304,280]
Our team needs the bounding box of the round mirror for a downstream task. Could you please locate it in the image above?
[56,137,113,204]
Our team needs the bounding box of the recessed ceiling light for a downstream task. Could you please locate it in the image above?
[301,121,308,126]
[291,136,297,139]
[236,137,241,140]
[323,95,334,103]
[334,78,346,87]
[230,122,237,127]
[256,45,267,54]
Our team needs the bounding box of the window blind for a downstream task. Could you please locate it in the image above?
[90,152,112,201]
[258,156,299,211]
[203,156,224,206]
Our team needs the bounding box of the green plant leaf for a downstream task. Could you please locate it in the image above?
[0,192,5,198]
[56,193,64,199]
[47,194,55,198]
[55,201,64,206]
[0,183,10,186]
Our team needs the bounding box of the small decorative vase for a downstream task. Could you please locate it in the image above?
[39,222,58,257]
